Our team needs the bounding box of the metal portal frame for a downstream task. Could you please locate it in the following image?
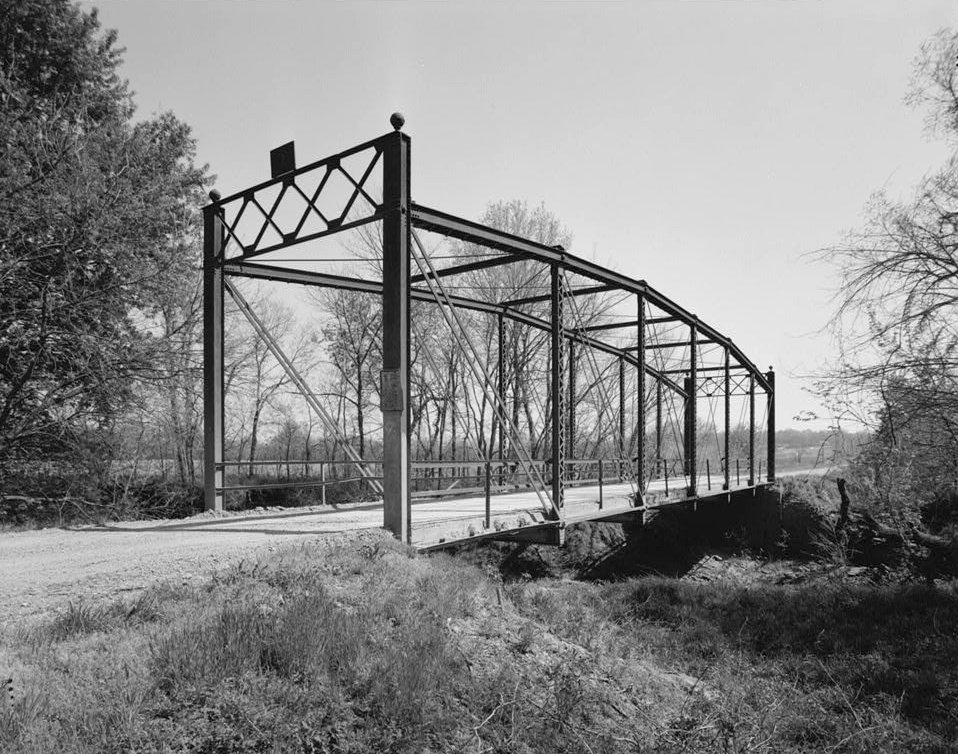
[203,117,775,544]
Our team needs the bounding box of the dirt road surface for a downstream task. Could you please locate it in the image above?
[0,502,386,628]
[0,469,822,628]
[0,484,609,629]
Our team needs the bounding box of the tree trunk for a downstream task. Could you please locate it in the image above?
[248,404,262,477]
[356,363,365,459]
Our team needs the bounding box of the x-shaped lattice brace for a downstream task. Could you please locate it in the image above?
[218,142,384,261]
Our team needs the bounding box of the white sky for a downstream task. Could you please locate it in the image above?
[86,0,956,429]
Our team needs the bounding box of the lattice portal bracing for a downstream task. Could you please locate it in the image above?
[203,117,776,547]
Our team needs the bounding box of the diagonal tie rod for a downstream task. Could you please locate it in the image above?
[225,280,383,495]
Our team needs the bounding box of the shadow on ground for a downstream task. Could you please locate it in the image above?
[448,487,783,582]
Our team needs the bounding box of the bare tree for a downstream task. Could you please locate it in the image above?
[311,288,382,459]
[225,291,318,476]
[816,28,958,517]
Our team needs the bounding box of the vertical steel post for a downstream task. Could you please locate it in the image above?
[655,380,662,476]
[598,459,604,509]
[618,357,626,479]
[723,347,731,491]
[567,341,576,464]
[686,320,698,497]
[636,293,646,503]
[203,195,225,512]
[683,378,692,474]
[497,312,505,485]
[381,129,411,542]
[766,368,776,482]
[550,265,564,511]
[484,461,491,529]
[748,372,756,486]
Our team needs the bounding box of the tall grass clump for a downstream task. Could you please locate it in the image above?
[3,529,957,752]
[593,577,958,750]
[2,533,507,752]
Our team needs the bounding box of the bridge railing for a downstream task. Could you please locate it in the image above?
[218,459,383,505]
[207,451,771,538]
[648,456,766,495]
[410,459,547,499]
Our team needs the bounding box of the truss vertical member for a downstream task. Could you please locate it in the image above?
[683,377,693,478]
[496,312,505,482]
[381,125,412,542]
[203,192,225,512]
[636,292,646,503]
[567,341,576,463]
[723,347,731,491]
[618,357,626,480]
[748,372,756,486]
[686,319,698,496]
[655,380,663,476]
[766,368,775,482]
[550,264,565,510]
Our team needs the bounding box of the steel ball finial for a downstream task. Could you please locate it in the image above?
[390,112,405,131]
[209,189,222,203]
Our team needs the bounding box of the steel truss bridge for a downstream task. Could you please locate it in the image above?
[203,116,775,547]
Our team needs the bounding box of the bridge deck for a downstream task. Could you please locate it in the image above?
[412,475,764,548]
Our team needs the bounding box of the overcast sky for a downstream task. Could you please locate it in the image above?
[85,0,956,429]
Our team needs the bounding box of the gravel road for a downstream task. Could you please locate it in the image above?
[0,471,820,628]
[0,488,553,628]
[0,503,385,628]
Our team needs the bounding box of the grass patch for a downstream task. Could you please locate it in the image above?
[2,531,956,752]
[508,576,958,751]
[39,591,165,641]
